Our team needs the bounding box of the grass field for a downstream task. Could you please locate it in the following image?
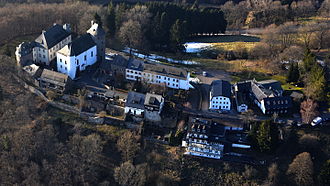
[211,42,257,51]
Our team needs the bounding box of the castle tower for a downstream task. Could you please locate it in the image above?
[87,21,106,63]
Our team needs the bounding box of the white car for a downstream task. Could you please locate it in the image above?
[311,117,322,126]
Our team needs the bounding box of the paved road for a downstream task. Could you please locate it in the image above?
[200,83,210,111]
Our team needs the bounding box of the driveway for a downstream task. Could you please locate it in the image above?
[196,69,231,85]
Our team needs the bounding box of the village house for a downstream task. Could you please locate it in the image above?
[182,117,226,159]
[109,54,129,77]
[233,81,251,112]
[85,85,128,104]
[125,91,146,117]
[235,79,292,115]
[125,91,165,119]
[39,69,72,94]
[15,42,35,67]
[33,24,72,65]
[125,59,190,90]
[56,34,97,79]
[251,80,292,114]
[144,93,164,122]
[209,80,231,111]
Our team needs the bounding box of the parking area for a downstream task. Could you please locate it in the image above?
[196,69,231,85]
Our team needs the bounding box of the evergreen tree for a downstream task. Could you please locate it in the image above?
[319,160,330,185]
[170,19,187,52]
[94,12,102,28]
[106,1,116,36]
[287,62,294,83]
[302,49,316,74]
[304,64,327,101]
[287,62,300,83]
[255,120,279,152]
[292,62,300,83]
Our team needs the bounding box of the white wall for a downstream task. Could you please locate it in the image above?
[125,70,190,90]
[33,47,49,65]
[125,106,144,116]
[237,104,248,112]
[33,35,71,65]
[56,45,96,79]
[209,95,231,110]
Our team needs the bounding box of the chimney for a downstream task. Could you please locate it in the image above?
[63,24,71,33]
[91,20,94,27]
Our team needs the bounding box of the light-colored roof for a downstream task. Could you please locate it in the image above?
[144,93,163,107]
[23,64,40,76]
[40,69,69,86]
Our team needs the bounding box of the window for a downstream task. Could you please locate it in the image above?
[43,55,45,58]
[84,55,87,61]
[91,51,93,57]
[65,67,67,70]
[39,54,41,57]
[50,54,52,58]
[60,65,62,68]
[65,61,67,64]
[76,60,79,65]
[60,59,62,62]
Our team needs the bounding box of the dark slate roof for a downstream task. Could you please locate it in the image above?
[235,81,252,93]
[144,62,188,80]
[58,34,96,56]
[112,54,129,68]
[125,91,146,109]
[258,80,283,92]
[35,24,70,49]
[127,58,144,71]
[210,80,231,98]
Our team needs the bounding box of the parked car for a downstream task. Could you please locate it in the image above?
[202,71,207,77]
[311,117,322,126]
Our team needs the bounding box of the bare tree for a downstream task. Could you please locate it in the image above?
[114,161,147,186]
[117,131,140,161]
[287,152,314,186]
[119,20,143,53]
[267,163,279,186]
[300,99,319,124]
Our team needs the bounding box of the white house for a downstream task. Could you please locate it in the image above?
[125,59,190,90]
[56,34,97,79]
[125,91,146,116]
[33,24,71,65]
[209,80,231,110]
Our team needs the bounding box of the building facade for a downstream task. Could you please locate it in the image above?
[15,42,35,67]
[125,91,146,116]
[125,59,190,90]
[209,80,231,110]
[87,21,105,63]
[182,117,225,159]
[39,69,72,93]
[56,34,97,79]
[33,24,71,65]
